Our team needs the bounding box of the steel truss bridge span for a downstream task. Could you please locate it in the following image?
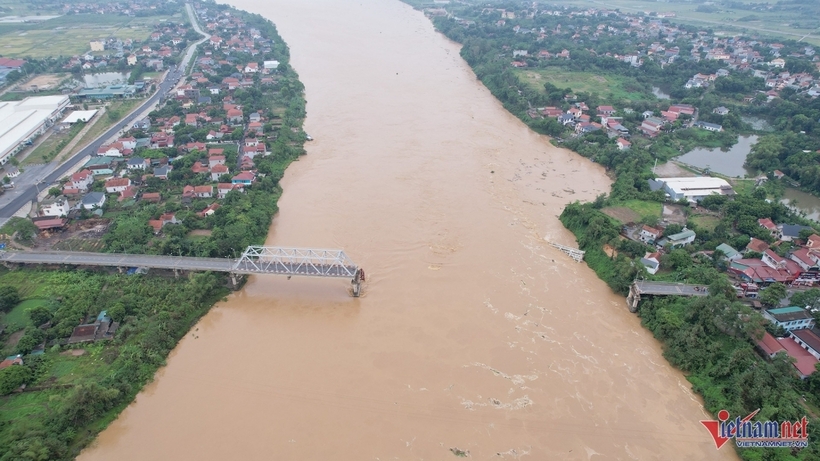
[0,246,365,296]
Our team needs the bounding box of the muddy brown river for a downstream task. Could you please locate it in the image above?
[79,0,737,459]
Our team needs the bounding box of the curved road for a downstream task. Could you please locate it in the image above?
[0,2,209,221]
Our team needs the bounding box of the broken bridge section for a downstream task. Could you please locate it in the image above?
[0,245,365,296]
[626,280,709,312]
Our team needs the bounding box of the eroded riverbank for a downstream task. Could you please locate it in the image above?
[78,0,737,459]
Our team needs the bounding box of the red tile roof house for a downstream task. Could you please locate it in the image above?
[758,218,779,238]
[104,178,131,194]
[0,354,23,370]
[756,332,818,378]
[148,213,178,234]
[209,155,226,168]
[231,171,255,185]
[638,225,662,243]
[142,192,161,203]
[616,138,631,150]
[199,203,221,217]
[210,164,229,181]
[746,237,770,254]
[806,234,820,250]
[192,161,210,174]
[118,186,137,202]
[69,169,94,191]
[218,182,243,198]
[227,108,244,124]
[183,185,214,199]
[597,105,615,116]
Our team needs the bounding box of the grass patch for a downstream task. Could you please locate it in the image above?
[689,215,721,232]
[621,199,662,221]
[730,179,756,196]
[23,123,85,166]
[515,68,653,102]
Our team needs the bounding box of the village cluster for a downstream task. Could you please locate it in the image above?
[28,6,283,239]
[629,211,820,378]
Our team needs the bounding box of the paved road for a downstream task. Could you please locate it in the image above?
[634,280,709,296]
[0,251,359,278]
[0,2,209,224]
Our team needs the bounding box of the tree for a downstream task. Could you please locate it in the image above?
[48,187,62,197]
[27,304,52,327]
[0,285,20,312]
[790,288,820,310]
[0,365,32,395]
[4,217,38,243]
[759,283,787,308]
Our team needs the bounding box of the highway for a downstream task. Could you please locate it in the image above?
[0,2,209,222]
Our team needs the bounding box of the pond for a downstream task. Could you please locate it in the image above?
[781,188,820,222]
[674,135,758,178]
[83,72,131,88]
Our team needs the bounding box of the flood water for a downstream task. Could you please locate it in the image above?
[82,72,130,88]
[78,1,737,459]
[781,187,820,222]
[676,135,758,178]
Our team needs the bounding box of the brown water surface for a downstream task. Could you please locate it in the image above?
[79,0,737,459]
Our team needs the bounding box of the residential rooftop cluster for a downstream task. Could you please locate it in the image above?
[27,3,291,244]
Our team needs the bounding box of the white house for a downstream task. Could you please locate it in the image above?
[640,252,661,275]
[69,169,94,191]
[40,196,70,217]
[263,60,280,70]
[81,192,106,210]
[639,225,662,243]
[104,178,131,194]
[763,307,815,332]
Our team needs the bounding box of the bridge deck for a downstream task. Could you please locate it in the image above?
[634,281,709,296]
[0,250,357,278]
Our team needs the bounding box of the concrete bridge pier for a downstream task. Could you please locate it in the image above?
[626,282,640,313]
[230,273,238,289]
[351,268,365,297]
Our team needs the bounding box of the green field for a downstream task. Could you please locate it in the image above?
[689,214,721,232]
[552,0,820,47]
[0,13,184,58]
[515,68,652,103]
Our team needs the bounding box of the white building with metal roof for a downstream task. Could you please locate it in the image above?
[0,95,70,165]
[655,176,735,202]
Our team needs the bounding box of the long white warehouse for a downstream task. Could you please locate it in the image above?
[0,95,70,165]
[655,176,735,202]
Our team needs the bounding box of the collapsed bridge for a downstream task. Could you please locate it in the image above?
[0,246,366,296]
